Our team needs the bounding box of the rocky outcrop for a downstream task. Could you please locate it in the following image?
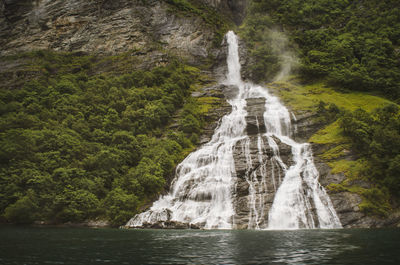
[124,220,201,229]
[0,0,218,65]
[245,98,266,135]
[232,133,293,229]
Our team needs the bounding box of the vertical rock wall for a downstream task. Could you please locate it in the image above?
[0,0,217,65]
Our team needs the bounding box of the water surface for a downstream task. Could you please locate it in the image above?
[0,226,399,264]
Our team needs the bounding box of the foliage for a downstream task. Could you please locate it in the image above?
[310,94,399,208]
[242,0,400,100]
[339,104,400,197]
[0,51,210,225]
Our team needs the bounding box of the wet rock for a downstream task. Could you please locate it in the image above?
[199,106,232,145]
[329,192,366,227]
[231,131,296,228]
[131,220,200,229]
[223,84,240,100]
[291,112,322,143]
[271,135,293,166]
[245,98,266,135]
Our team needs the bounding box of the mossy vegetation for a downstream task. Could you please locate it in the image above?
[273,80,393,113]
[319,144,350,160]
[196,96,221,115]
[358,188,392,217]
[327,182,392,217]
[326,165,387,217]
[309,121,348,145]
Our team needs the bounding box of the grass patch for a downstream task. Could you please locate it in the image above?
[319,144,351,160]
[309,121,348,145]
[196,96,221,114]
[272,80,393,113]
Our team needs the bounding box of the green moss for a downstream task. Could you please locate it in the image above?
[309,121,349,145]
[327,183,391,217]
[325,160,391,217]
[328,159,369,180]
[326,183,346,193]
[319,144,351,160]
[347,186,391,217]
[274,80,393,113]
[196,96,221,114]
[359,188,391,217]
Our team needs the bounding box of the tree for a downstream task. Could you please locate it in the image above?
[4,190,39,224]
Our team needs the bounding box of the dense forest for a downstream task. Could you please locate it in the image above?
[0,51,211,225]
[241,0,400,101]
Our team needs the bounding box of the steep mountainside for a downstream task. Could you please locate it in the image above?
[1,0,398,228]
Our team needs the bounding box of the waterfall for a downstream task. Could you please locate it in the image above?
[126,31,341,229]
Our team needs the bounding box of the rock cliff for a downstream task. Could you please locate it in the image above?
[1,0,220,64]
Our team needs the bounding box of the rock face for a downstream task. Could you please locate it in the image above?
[232,135,293,229]
[193,83,232,145]
[0,0,215,64]
[0,0,247,59]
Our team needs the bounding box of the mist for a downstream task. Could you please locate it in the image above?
[268,29,299,82]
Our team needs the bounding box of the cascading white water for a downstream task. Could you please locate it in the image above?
[126,31,342,229]
[126,31,247,229]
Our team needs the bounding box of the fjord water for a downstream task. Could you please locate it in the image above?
[127,31,341,229]
[1,226,399,265]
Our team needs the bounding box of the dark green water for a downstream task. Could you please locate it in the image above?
[0,226,399,264]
